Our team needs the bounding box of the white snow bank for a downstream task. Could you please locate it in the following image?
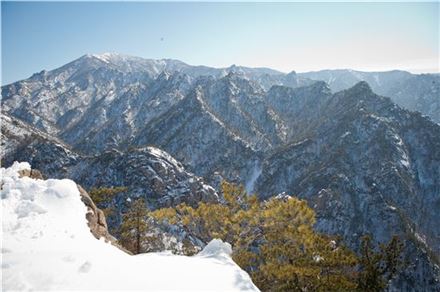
[1,162,259,291]
[198,239,233,257]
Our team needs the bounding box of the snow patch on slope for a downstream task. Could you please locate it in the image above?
[245,161,262,194]
[1,162,258,291]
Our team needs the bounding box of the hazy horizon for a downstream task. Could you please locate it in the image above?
[2,51,439,86]
[2,2,439,84]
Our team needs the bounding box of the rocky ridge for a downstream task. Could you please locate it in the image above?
[1,113,219,212]
[299,69,440,123]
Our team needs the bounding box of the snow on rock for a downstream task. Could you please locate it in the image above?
[198,239,233,257]
[1,162,259,291]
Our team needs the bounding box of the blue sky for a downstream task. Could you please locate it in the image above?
[2,2,439,84]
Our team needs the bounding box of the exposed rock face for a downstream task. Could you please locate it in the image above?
[77,185,114,242]
[69,147,219,209]
[299,69,414,93]
[134,81,260,185]
[384,74,440,124]
[1,114,219,211]
[2,54,439,290]
[298,69,440,123]
[253,82,440,290]
[18,168,44,180]
[1,113,78,177]
[1,54,311,155]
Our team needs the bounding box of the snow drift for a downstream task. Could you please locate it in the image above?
[1,162,258,291]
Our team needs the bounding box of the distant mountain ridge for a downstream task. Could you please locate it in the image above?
[298,69,440,123]
[3,53,438,124]
[2,53,439,290]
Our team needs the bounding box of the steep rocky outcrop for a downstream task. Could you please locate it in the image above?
[134,82,260,185]
[299,69,440,123]
[1,113,78,177]
[1,114,219,212]
[1,54,311,155]
[384,73,440,123]
[70,147,219,209]
[254,82,440,290]
[77,185,115,242]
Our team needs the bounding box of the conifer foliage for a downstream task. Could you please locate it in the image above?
[119,198,150,254]
[89,186,127,217]
[117,181,403,290]
[151,182,360,291]
[250,197,358,291]
[357,235,404,291]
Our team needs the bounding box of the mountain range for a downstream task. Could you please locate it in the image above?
[1,53,439,290]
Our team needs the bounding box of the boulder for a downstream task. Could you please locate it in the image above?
[18,168,44,179]
[78,185,132,254]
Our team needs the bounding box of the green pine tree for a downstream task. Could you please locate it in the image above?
[357,235,404,291]
[149,181,403,291]
[152,181,359,290]
[89,186,127,217]
[119,198,150,254]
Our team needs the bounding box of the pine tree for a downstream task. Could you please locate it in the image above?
[357,235,404,291]
[247,197,357,291]
[119,198,150,254]
[152,182,359,290]
[89,186,127,217]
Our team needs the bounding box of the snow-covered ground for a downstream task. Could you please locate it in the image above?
[1,162,258,291]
